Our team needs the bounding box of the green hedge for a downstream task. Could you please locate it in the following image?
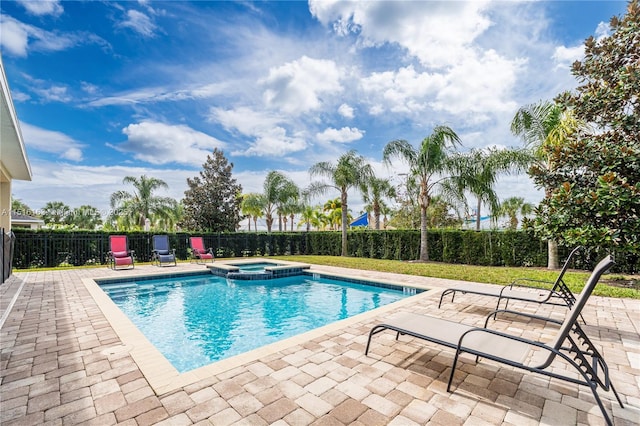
[10,228,638,273]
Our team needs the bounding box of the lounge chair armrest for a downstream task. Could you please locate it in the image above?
[458,327,549,350]
[507,278,554,289]
[484,309,564,327]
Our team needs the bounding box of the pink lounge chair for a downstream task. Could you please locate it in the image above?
[108,235,134,269]
[189,237,214,264]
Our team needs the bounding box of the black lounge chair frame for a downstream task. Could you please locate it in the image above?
[365,255,623,426]
[438,246,582,314]
[151,235,177,267]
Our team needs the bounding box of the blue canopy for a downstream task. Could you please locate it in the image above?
[350,213,368,227]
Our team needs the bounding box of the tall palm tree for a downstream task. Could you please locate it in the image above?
[241,193,265,232]
[511,99,585,268]
[383,126,462,261]
[275,180,299,232]
[498,197,535,230]
[361,177,397,230]
[458,148,532,231]
[309,150,374,256]
[261,171,296,233]
[41,201,71,227]
[109,175,177,230]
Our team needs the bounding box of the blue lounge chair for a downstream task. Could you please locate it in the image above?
[152,235,176,267]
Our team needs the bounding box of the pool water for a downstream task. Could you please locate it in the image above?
[233,262,282,272]
[100,273,419,372]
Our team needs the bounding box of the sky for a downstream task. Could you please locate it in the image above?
[1,0,629,228]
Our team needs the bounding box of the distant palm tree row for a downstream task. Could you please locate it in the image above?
[20,97,574,267]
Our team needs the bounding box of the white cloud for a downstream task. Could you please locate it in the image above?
[21,122,85,161]
[87,82,227,107]
[210,107,281,136]
[12,160,195,213]
[0,15,108,57]
[17,0,63,17]
[310,1,492,69]
[552,45,584,69]
[117,9,157,37]
[114,121,225,166]
[316,127,364,144]
[233,127,307,157]
[260,56,343,114]
[338,103,354,118]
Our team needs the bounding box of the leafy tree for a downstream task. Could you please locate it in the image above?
[41,201,71,227]
[11,197,33,216]
[383,126,463,261]
[362,177,397,230]
[497,197,534,230]
[534,1,640,257]
[309,150,374,256]
[109,175,177,230]
[458,148,531,231]
[69,205,102,230]
[182,149,243,232]
[241,193,264,231]
[511,100,585,268]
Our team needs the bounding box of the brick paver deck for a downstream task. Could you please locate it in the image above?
[1,262,638,425]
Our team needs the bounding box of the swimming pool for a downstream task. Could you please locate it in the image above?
[99,272,422,373]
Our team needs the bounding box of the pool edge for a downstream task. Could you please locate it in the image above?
[82,271,440,395]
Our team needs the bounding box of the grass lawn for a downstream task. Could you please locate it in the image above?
[275,255,640,299]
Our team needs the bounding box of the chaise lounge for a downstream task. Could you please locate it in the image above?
[107,235,135,270]
[152,235,177,267]
[189,236,214,264]
[365,255,623,426]
[438,246,582,312]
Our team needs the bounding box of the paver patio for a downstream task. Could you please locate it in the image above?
[1,262,638,425]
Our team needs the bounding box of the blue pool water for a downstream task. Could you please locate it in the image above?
[231,262,282,272]
[99,273,420,372]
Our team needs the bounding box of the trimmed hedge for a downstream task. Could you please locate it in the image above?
[10,228,638,273]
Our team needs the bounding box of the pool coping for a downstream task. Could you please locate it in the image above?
[82,267,438,395]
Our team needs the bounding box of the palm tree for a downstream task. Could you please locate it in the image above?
[361,177,397,230]
[109,175,177,230]
[383,126,462,261]
[322,198,342,230]
[511,99,585,268]
[69,205,102,230]
[459,148,532,231]
[275,181,299,232]
[241,193,264,231]
[498,197,535,229]
[261,171,296,233]
[309,150,374,256]
[41,201,71,227]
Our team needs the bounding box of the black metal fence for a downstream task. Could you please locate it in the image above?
[10,228,638,273]
[1,229,15,284]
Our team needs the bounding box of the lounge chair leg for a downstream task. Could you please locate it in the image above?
[446,349,462,392]
[588,382,614,426]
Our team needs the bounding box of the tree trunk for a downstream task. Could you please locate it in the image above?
[341,191,348,256]
[266,215,273,233]
[548,239,559,269]
[475,198,482,231]
[374,204,380,230]
[420,204,429,261]
[253,217,258,232]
